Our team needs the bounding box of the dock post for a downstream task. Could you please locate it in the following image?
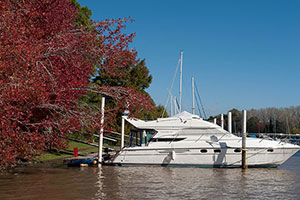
[221,114,224,129]
[121,116,125,149]
[228,112,232,133]
[242,110,247,169]
[98,96,105,167]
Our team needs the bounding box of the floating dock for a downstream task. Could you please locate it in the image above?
[63,151,116,166]
[63,153,97,166]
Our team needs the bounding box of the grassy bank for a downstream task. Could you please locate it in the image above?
[37,141,99,162]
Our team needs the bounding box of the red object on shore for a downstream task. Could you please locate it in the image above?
[74,148,78,157]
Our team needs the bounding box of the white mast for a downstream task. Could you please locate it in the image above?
[192,76,195,114]
[170,95,173,116]
[179,51,183,113]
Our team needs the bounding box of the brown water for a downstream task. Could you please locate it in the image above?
[1,156,300,200]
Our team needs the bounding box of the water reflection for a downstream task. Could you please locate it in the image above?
[0,156,299,200]
[92,167,104,200]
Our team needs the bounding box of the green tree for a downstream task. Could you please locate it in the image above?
[230,109,242,133]
[90,59,166,133]
[128,59,152,91]
[247,116,259,133]
[70,0,93,28]
[93,59,152,91]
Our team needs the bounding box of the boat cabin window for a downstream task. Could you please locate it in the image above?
[200,149,208,153]
[267,148,274,152]
[214,149,221,153]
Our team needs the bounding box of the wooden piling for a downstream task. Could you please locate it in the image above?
[228,112,232,133]
[221,114,224,129]
[242,110,247,169]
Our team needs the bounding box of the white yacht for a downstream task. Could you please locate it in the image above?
[108,111,299,167]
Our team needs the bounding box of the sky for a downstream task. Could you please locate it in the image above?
[78,0,300,117]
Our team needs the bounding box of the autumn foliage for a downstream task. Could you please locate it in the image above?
[0,0,153,169]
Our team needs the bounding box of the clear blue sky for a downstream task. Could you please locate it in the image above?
[78,0,300,117]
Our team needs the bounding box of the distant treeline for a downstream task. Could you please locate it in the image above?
[208,106,300,134]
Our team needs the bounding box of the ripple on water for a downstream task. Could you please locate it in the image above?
[0,156,300,200]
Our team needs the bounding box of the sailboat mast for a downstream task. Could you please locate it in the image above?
[192,76,195,114]
[179,51,183,112]
[170,95,173,116]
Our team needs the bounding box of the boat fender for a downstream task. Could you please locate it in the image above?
[171,151,176,160]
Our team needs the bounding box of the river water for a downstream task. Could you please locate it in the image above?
[1,154,300,200]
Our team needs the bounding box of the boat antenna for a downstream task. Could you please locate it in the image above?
[179,51,183,113]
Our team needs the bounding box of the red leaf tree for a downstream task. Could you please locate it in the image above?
[0,0,153,169]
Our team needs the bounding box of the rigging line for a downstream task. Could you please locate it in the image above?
[194,93,203,118]
[173,96,179,115]
[161,58,181,118]
[194,82,207,119]
[175,97,180,112]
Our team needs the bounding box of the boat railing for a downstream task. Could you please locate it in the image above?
[247,133,300,145]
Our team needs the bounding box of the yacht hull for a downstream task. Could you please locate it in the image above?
[109,147,299,168]
[114,111,300,168]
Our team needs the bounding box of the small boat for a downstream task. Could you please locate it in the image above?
[107,111,299,168]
